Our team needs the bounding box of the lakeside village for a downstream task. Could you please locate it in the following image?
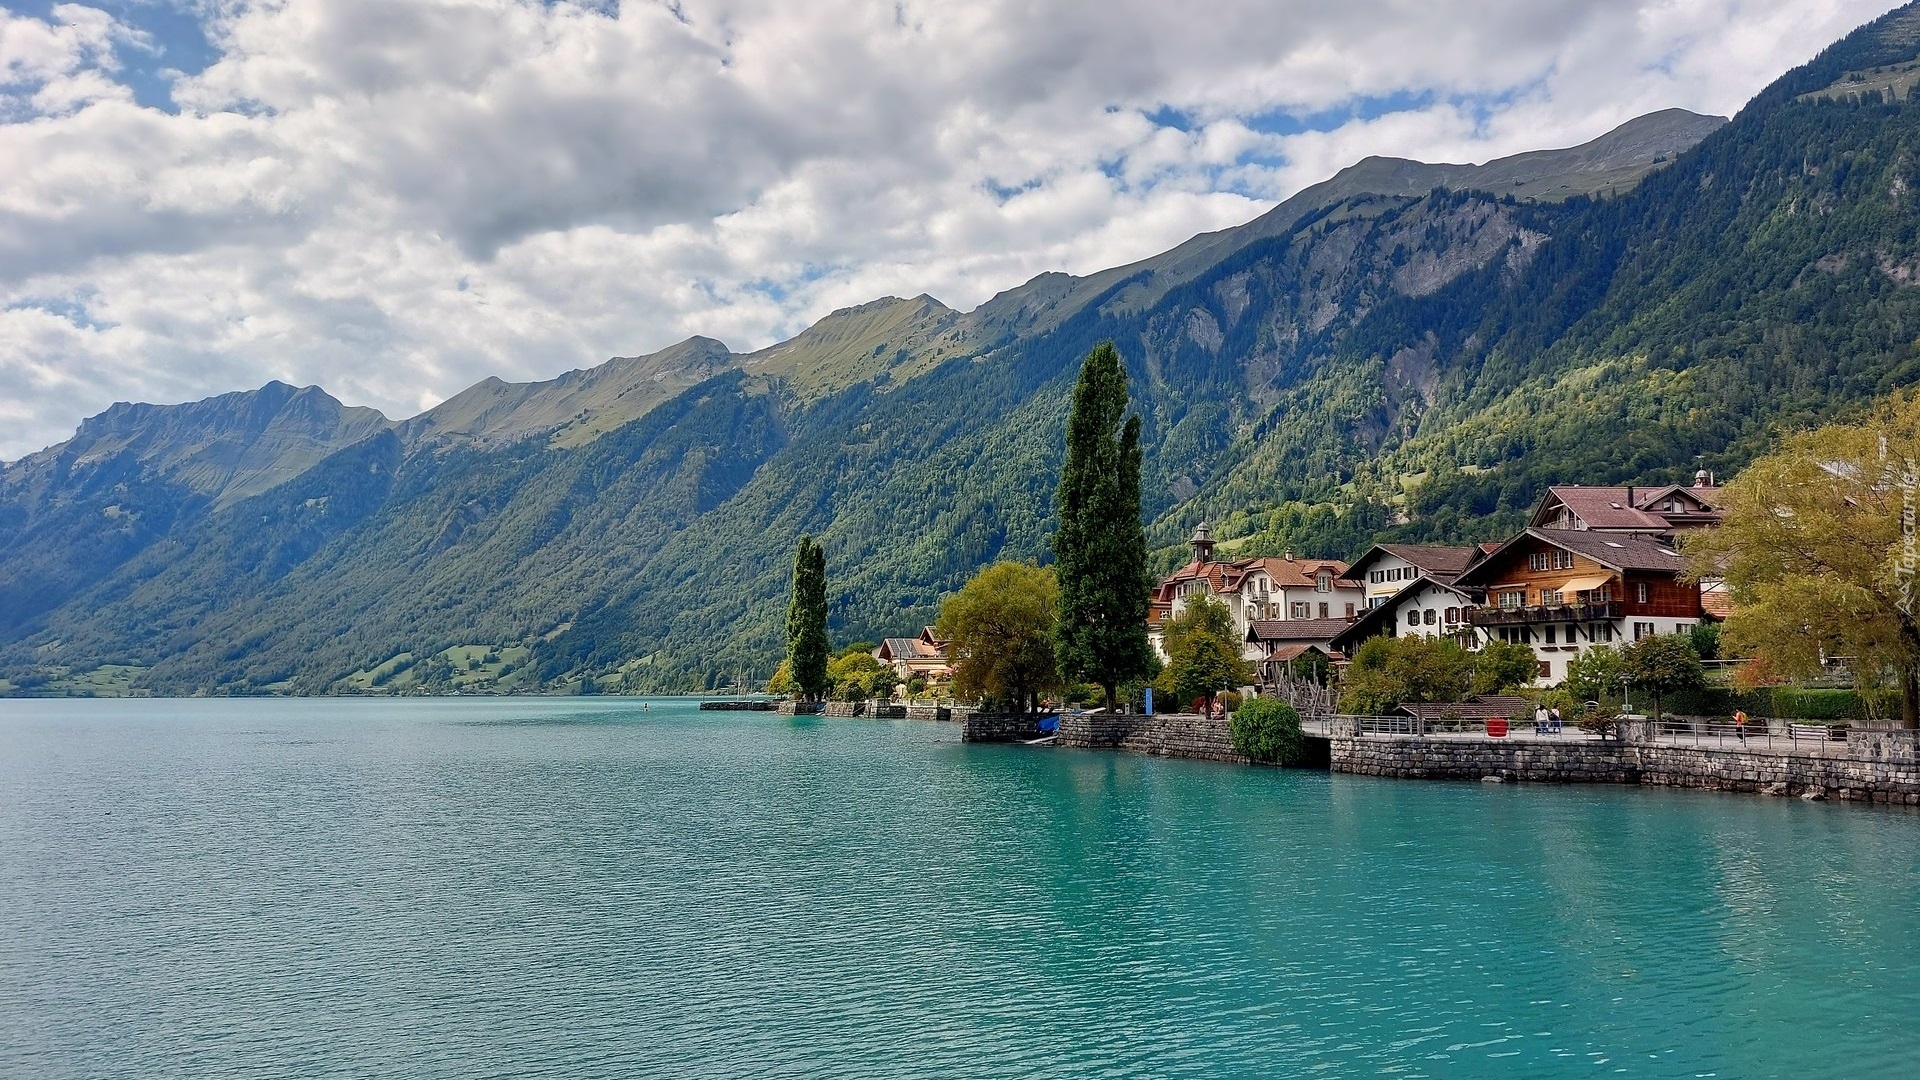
[805,481,1742,728]
[759,344,1920,804]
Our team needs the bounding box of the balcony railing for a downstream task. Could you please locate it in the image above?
[1467,600,1621,626]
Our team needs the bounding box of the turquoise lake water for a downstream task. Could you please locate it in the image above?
[3,698,1919,1078]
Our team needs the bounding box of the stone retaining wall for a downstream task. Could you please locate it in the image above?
[903,705,952,723]
[960,712,1045,743]
[1329,729,1920,804]
[775,701,823,716]
[1057,712,1247,764]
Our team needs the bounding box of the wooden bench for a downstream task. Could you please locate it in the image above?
[1788,723,1846,742]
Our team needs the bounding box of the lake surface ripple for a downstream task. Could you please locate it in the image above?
[3,698,1918,1078]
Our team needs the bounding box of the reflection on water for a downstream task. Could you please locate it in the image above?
[2,697,1918,1078]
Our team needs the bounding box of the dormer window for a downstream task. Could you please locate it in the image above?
[1316,572,1331,593]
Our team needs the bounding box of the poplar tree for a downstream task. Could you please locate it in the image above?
[1053,341,1151,710]
[785,536,830,703]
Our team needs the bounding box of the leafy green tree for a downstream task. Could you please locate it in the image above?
[1564,644,1625,705]
[785,536,830,702]
[936,562,1061,713]
[1161,595,1238,659]
[767,659,795,696]
[1166,631,1254,715]
[1053,342,1151,710]
[1689,622,1720,663]
[1623,635,1705,722]
[827,651,892,701]
[1338,635,1475,715]
[1471,640,1541,695]
[1230,697,1306,765]
[1683,392,1920,726]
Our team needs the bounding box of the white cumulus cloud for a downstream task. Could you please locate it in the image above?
[0,0,1906,458]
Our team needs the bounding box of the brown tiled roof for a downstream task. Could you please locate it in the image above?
[1157,555,1357,599]
[1267,643,1336,662]
[1534,484,1725,533]
[1700,591,1734,619]
[1455,529,1687,587]
[1539,486,1670,530]
[1535,529,1687,573]
[1349,543,1485,582]
[1246,618,1355,643]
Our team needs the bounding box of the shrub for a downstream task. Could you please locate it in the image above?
[1231,697,1305,765]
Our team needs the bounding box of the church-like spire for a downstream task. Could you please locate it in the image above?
[1190,520,1215,564]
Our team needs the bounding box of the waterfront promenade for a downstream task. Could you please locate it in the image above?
[1042,711,1920,804]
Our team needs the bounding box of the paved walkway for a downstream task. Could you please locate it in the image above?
[1300,717,1855,757]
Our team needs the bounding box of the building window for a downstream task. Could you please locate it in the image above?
[1537,661,1552,679]
[1406,610,1420,627]
[1291,602,1310,619]
[1445,607,1459,624]
[1553,550,1574,570]
[1544,626,1556,644]
[1634,621,1655,640]
[1345,603,1355,618]
[1540,590,1563,606]
[1674,622,1694,635]
[1498,590,1524,609]
[1529,552,1549,572]
[1423,609,1436,625]
[1316,573,1331,593]
[1636,582,1650,604]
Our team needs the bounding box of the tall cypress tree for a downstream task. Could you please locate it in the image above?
[786,536,830,703]
[1052,342,1151,710]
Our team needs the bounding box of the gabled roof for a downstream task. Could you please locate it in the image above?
[1453,528,1687,588]
[1266,643,1337,663]
[1346,543,1487,583]
[1328,576,1476,653]
[876,637,941,662]
[1529,484,1724,533]
[1157,554,1358,598]
[1245,618,1356,643]
[1532,486,1670,531]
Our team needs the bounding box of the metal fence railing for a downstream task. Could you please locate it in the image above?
[1320,712,1861,753]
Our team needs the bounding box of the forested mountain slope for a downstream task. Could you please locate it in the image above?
[6,2,1920,695]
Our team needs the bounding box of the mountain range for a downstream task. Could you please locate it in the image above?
[7,3,1920,695]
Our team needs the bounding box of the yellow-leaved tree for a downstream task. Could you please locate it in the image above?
[1683,392,1920,727]
[936,562,1061,714]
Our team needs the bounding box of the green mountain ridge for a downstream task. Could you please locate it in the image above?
[7,2,1920,694]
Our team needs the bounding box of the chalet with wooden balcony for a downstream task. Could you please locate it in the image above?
[1451,529,1706,685]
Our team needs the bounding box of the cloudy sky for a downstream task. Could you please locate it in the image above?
[0,0,1905,458]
